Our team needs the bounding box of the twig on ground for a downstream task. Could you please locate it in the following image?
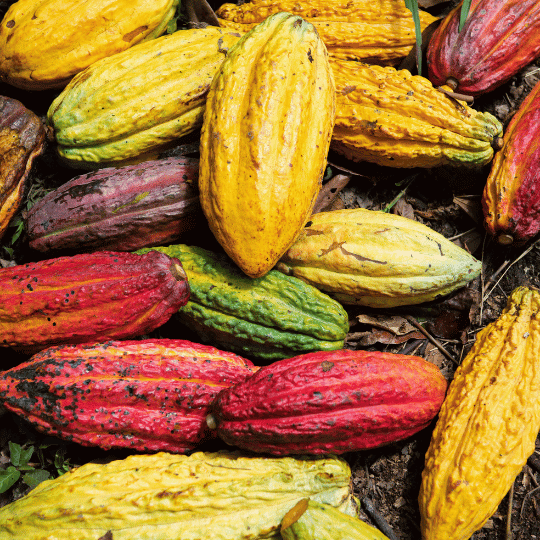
[506,481,514,540]
[362,497,401,540]
[403,315,457,364]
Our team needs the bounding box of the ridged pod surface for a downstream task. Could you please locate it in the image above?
[330,58,503,168]
[199,12,335,278]
[47,27,241,167]
[278,208,481,308]
[216,0,438,65]
[0,250,189,352]
[26,157,202,253]
[0,339,256,452]
[208,349,447,455]
[138,244,349,361]
[482,79,540,246]
[0,0,179,90]
[427,0,540,96]
[0,450,355,539]
[419,286,540,540]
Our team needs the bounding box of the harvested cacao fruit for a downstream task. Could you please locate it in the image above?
[277,208,481,308]
[0,0,179,90]
[26,157,202,253]
[47,27,241,168]
[137,244,349,361]
[0,450,356,539]
[0,250,189,353]
[207,348,447,455]
[482,79,540,246]
[0,95,46,241]
[427,0,540,97]
[0,339,257,453]
[199,11,335,278]
[419,286,540,540]
[216,0,438,66]
[330,58,503,168]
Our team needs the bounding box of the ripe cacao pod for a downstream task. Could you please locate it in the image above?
[138,244,349,361]
[418,286,540,540]
[199,11,335,278]
[277,208,481,308]
[207,349,448,455]
[0,450,356,539]
[427,0,540,97]
[0,339,256,452]
[216,0,438,66]
[482,79,540,246]
[0,250,189,353]
[47,27,241,168]
[0,0,179,91]
[330,58,503,168]
[26,157,202,253]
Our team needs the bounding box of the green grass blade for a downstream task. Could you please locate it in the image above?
[404,0,423,76]
[459,0,473,32]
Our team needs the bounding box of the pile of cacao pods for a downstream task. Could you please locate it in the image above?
[0,0,540,539]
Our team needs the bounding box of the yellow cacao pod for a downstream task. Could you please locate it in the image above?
[278,208,481,307]
[199,12,335,278]
[418,286,540,540]
[0,0,179,90]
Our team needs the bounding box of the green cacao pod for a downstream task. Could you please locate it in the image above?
[207,349,447,455]
[278,208,482,307]
[137,244,349,362]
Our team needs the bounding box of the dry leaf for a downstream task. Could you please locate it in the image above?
[392,197,415,220]
[453,195,483,224]
[312,174,351,214]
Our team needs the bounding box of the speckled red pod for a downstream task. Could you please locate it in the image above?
[482,79,540,246]
[0,339,257,452]
[427,0,540,96]
[0,250,189,352]
[208,349,447,455]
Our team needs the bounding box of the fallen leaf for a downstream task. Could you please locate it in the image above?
[312,174,351,214]
[453,195,483,224]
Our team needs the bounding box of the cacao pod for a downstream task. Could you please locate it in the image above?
[0,450,356,539]
[330,58,503,168]
[277,208,481,308]
[199,11,335,278]
[482,79,540,246]
[0,0,179,91]
[46,27,241,168]
[427,0,540,97]
[137,244,349,361]
[0,250,189,353]
[207,349,447,455]
[26,157,202,253]
[418,286,540,540]
[0,339,256,453]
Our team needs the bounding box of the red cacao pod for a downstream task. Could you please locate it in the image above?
[208,349,447,455]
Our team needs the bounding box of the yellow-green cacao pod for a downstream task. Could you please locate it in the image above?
[278,208,481,307]
[199,12,336,278]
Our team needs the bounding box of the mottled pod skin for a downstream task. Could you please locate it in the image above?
[47,27,241,167]
[0,339,257,452]
[0,250,189,352]
[199,12,335,278]
[330,58,503,168]
[482,79,540,246]
[419,286,540,540]
[26,157,201,253]
[0,450,356,540]
[0,0,179,90]
[208,349,447,455]
[278,208,482,308]
[427,0,540,97]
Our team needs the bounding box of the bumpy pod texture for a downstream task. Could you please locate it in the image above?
[0,0,179,90]
[418,286,540,540]
[482,79,540,246]
[0,339,256,452]
[0,450,355,539]
[47,27,241,167]
[427,0,540,96]
[209,349,447,455]
[330,58,503,168]
[278,208,481,308]
[199,12,335,278]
